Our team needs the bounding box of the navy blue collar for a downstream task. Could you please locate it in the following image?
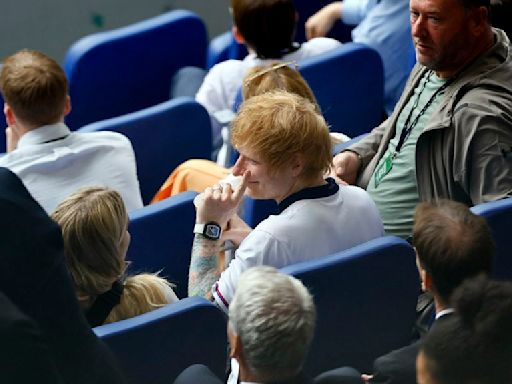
[277,178,339,214]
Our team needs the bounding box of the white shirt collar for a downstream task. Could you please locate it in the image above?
[17,123,71,148]
[435,308,455,320]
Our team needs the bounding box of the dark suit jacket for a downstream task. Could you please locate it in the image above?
[174,364,312,384]
[0,291,64,383]
[370,313,453,384]
[0,167,125,384]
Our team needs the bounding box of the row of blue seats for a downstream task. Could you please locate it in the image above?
[95,235,420,384]
[75,39,383,206]
[0,9,384,156]
[100,193,512,383]
[61,4,356,130]
[62,10,382,134]
[126,190,512,300]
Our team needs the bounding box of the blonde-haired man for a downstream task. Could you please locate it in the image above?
[189,91,383,312]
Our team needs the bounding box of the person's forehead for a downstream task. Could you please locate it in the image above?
[410,0,462,12]
[237,145,263,162]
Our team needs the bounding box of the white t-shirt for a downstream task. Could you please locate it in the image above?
[196,37,342,117]
[212,180,384,312]
[0,123,143,213]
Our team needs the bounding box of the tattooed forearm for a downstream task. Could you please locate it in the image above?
[188,234,222,298]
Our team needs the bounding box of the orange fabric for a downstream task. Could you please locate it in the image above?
[151,159,231,203]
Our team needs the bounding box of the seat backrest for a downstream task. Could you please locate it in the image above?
[471,197,512,280]
[300,43,384,138]
[281,236,419,375]
[64,10,208,130]
[94,296,227,384]
[127,191,197,299]
[79,98,211,204]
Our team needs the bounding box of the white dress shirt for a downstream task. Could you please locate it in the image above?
[0,123,143,213]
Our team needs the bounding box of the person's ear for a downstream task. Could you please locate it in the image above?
[4,103,16,126]
[415,252,428,292]
[228,326,243,360]
[290,154,305,178]
[232,25,245,44]
[469,6,489,36]
[421,269,430,292]
[63,95,72,117]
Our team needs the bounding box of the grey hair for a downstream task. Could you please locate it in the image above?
[229,266,316,381]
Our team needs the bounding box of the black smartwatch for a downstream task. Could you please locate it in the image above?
[194,222,222,240]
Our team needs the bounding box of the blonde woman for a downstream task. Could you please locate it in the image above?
[52,187,178,326]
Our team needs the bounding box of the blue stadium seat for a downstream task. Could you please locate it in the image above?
[281,236,420,375]
[300,43,384,137]
[471,197,512,280]
[127,191,197,299]
[64,10,208,130]
[79,97,211,205]
[94,296,227,384]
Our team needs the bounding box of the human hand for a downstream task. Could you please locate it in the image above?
[331,151,361,185]
[195,171,250,227]
[5,126,20,153]
[221,214,252,246]
[361,374,373,382]
[305,2,342,40]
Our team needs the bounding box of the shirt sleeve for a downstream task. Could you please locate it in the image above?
[342,0,379,25]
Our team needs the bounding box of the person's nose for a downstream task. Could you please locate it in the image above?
[232,156,245,176]
[411,14,427,40]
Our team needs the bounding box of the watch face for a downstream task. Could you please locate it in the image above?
[205,224,221,239]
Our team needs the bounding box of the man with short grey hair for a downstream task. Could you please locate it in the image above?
[174,266,316,384]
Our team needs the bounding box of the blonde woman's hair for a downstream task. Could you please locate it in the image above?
[52,187,176,323]
[51,187,128,297]
[105,273,175,324]
[242,62,320,113]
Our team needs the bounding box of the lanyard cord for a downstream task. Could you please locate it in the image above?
[394,70,454,156]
